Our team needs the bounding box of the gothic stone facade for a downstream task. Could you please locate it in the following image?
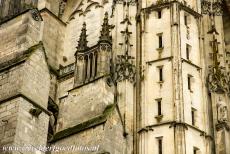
[0,0,230,154]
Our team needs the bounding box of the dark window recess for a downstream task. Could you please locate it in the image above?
[193,148,198,154]
[184,15,188,26]
[89,54,93,78]
[159,67,163,82]
[158,100,162,115]
[84,56,88,80]
[95,54,98,77]
[186,45,190,60]
[191,109,195,125]
[193,149,197,154]
[158,10,162,19]
[159,35,163,48]
[158,138,162,154]
[188,76,191,90]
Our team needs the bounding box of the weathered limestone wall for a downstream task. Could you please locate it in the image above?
[0,0,38,22]
[20,48,50,108]
[139,125,175,154]
[0,97,49,154]
[0,48,50,153]
[0,65,23,102]
[13,97,49,154]
[56,78,113,132]
[57,77,74,100]
[0,98,20,148]
[38,0,60,16]
[0,11,42,60]
[40,9,66,70]
[52,108,129,154]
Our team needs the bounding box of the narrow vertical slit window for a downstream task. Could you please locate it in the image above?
[187,74,193,91]
[193,147,199,154]
[159,35,163,48]
[184,15,188,26]
[158,66,163,82]
[158,10,162,19]
[157,99,162,115]
[186,44,191,60]
[157,137,163,154]
[191,108,196,126]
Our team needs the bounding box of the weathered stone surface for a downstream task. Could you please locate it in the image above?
[0,0,230,154]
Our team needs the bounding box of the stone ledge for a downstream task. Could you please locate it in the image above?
[0,42,45,73]
[51,104,115,142]
[0,93,51,116]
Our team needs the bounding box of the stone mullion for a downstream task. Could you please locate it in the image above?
[86,54,91,81]
[91,53,96,79]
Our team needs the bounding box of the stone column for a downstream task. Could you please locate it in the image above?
[171,2,186,154]
[91,53,96,79]
[86,54,91,81]
[74,56,84,86]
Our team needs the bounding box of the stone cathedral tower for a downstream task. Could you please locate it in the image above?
[0,0,230,154]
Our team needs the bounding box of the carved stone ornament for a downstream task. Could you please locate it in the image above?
[76,22,88,52]
[212,1,223,16]
[201,0,223,16]
[114,53,136,83]
[59,0,67,18]
[207,67,229,94]
[30,9,42,21]
[217,98,229,123]
[99,12,114,44]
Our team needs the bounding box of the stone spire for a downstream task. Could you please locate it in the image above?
[99,12,112,43]
[77,22,88,52]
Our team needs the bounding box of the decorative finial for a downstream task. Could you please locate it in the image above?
[99,12,112,43]
[77,22,88,52]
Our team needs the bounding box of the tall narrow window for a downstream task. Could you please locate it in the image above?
[158,66,163,82]
[157,99,162,115]
[159,35,163,48]
[193,147,199,154]
[157,137,163,154]
[184,15,188,26]
[191,108,196,126]
[159,67,163,81]
[186,44,191,60]
[187,75,193,91]
[193,148,197,154]
[158,10,162,19]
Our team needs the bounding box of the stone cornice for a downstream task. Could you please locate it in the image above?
[0,93,51,116]
[40,8,67,26]
[142,1,202,18]
[0,42,45,73]
[138,121,212,138]
[146,56,173,65]
[181,58,202,70]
